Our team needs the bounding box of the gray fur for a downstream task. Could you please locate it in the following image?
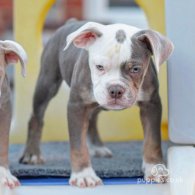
[115,29,126,43]
[0,76,12,167]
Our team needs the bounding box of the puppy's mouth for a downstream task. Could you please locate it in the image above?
[102,99,136,110]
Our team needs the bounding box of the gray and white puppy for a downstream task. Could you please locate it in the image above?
[20,19,173,188]
[0,40,27,188]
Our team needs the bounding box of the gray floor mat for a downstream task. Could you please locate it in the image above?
[9,141,170,178]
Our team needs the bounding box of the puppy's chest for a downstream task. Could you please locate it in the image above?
[79,86,96,104]
[137,88,152,102]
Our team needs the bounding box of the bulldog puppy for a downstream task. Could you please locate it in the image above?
[0,40,27,188]
[19,19,173,187]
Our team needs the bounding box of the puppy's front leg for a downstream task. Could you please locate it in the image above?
[0,92,20,188]
[68,101,102,188]
[138,93,167,183]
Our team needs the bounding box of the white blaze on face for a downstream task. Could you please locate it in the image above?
[88,24,140,109]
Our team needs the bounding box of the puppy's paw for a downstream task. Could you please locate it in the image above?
[69,167,102,188]
[89,145,112,158]
[0,167,20,189]
[19,150,44,165]
[142,161,169,183]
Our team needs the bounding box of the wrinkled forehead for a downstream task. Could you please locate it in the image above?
[89,24,141,65]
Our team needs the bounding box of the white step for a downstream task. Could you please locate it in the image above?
[1,184,170,195]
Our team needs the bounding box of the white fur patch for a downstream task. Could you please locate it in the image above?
[88,142,113,158]
[0,167,20,189]
[89,23,140,64]
[87,137,112,157]
[142,160,169,183]
[20,153,44,165]
[69,167,102,188]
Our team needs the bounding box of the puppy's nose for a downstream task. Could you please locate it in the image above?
[108,85,125,99]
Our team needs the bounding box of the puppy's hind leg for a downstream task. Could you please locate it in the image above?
[87,108,112,158]
[19,61,62,165]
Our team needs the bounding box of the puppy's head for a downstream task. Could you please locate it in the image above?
[65,22,174,110]
[0,40,27,96]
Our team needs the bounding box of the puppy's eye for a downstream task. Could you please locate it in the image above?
[96,65,104,71]
[130,66,141,73]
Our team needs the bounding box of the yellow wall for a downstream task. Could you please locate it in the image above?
[12,0,168,144]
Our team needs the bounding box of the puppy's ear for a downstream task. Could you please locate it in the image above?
[64,22,103,50]
[136,30,174,72]
[0,40,28,77]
